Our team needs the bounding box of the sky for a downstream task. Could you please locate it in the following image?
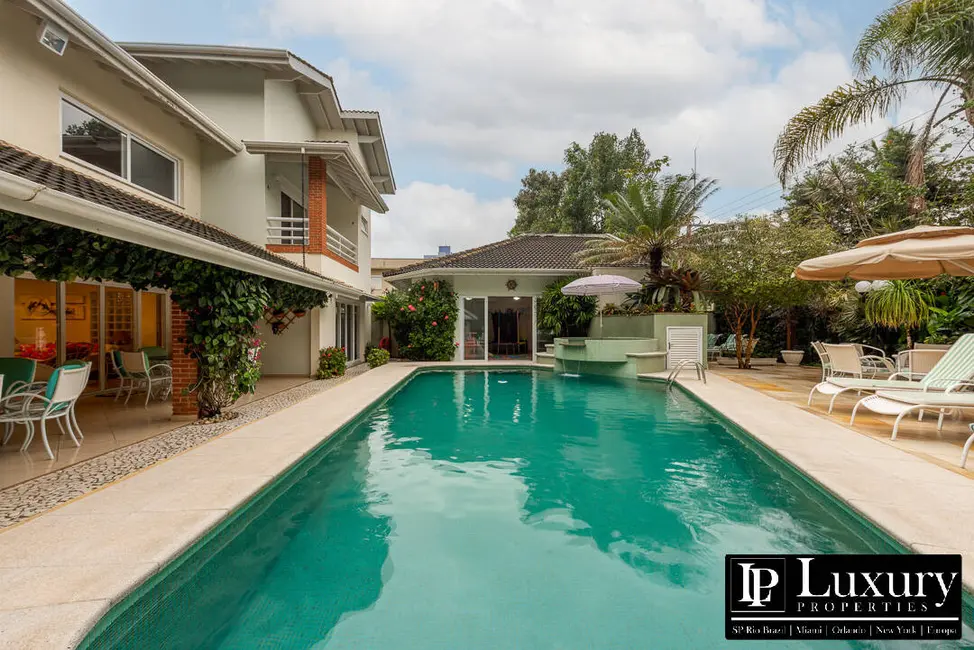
[70,0,920,258]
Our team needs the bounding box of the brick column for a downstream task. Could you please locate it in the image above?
[267,156,327,255]
[170,300,198,417]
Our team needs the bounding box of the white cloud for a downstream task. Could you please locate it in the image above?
[264,0,805,184]
[262,0,907,250]
[372,182,516,257]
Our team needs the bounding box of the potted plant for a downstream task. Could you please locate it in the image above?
[780,349,804,365]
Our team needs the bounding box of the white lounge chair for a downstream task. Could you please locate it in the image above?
[808,334,974,413]
[851,386,974,440]
[811,342,832,382]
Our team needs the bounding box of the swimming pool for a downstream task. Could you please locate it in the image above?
[80,370,972,648]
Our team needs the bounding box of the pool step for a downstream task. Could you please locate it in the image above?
[536,352,555,367]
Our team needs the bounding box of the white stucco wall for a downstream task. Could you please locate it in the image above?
[0,5,204,216]
[264,80,316,141]
[139,62,268,245]
[257,313,311,376]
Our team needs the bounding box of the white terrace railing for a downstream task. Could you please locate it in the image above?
[267,216,309,246]
[326,224,358,265]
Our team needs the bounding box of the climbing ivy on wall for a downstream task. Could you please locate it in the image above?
[0,211,329,418]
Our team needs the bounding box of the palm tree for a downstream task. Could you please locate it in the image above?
[576,175,718,275]
[864,280,932,347]
[774,0,974,206]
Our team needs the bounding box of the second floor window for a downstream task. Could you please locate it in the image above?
[61,98,179,202]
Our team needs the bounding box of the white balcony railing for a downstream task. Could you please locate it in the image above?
[326,224,358,265]
[267,216,309,246]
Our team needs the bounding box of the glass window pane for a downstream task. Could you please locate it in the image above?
[140,293,165,349]
[65,282,99,390]
[62,100,125,177]
[463,297,486,360]
[130,139,176,200]
[14,278,58,367]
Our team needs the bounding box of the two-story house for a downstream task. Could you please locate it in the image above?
[0,0,393,416]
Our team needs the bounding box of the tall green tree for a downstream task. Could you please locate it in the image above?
[785,127,974,246]
[690,215,837,368]
[510,129,668,235]
[774,0,974,196]
[576,175,718,275]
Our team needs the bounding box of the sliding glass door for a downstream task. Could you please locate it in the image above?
[461,297,487,361]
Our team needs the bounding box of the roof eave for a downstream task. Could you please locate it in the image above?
[26,3,242,154]
[119,42,394,190]
[0,171,350,293]
[242,140,388,213]
[385,267,585,281]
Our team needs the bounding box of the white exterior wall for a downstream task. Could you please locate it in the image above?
[140,62,268,245]
[264,80,316,141]
[0,5,204,216]
[257,314,312,376]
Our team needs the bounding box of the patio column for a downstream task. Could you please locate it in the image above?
[170,300,198,417]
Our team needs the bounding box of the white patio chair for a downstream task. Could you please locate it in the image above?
[851,343,896,377]
[894,348,948,381]
[0,364,89,460]
[810,342,831,382]
[120,351,172,407]
[109,350,135,402]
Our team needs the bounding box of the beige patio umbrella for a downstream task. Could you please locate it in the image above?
[794,225,974,280]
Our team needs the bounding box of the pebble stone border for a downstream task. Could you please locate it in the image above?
[0,364,371,530]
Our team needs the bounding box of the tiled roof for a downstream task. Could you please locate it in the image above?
[0,141,347,287]
[384,234,618,277]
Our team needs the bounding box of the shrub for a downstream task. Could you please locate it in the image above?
[372,279,459,361]
[316,346,346,378]
[367,347,390,368]
[538,277,597,336]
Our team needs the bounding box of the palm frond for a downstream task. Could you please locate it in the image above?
[774,77,912,184]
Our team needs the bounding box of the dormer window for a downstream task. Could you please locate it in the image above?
[60,97,179,202]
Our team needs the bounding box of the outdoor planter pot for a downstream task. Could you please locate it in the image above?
[781,350,805,365]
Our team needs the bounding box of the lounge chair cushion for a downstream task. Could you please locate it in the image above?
[873,389,974,406]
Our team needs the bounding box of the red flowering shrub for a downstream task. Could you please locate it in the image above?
[316,346,347,378]
[372,279,459,361]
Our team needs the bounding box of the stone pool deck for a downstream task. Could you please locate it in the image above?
[1,362,972,648]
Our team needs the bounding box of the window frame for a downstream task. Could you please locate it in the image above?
[59,95,181,205]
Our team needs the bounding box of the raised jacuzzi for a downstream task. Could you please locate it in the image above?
[551,337,668,377]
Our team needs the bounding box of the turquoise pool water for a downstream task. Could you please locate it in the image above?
[82,370,972,649]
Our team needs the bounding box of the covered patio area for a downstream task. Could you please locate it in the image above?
[0,375,311,489]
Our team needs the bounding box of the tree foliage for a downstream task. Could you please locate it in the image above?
[774,0,974,187]
[537,277,598,337]
[690,215,837,368]
[785,127,974,247]
[576,175,718,274]
[510,129,668,235]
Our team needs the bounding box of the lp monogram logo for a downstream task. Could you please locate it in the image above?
[729,557,786,613]
[738,563,779,607]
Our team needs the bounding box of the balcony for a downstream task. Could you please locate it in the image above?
[267,217,309,246]
[326,224,358,266]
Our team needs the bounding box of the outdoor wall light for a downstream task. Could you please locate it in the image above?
[855,280,890,294]
[38,21,69,56]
